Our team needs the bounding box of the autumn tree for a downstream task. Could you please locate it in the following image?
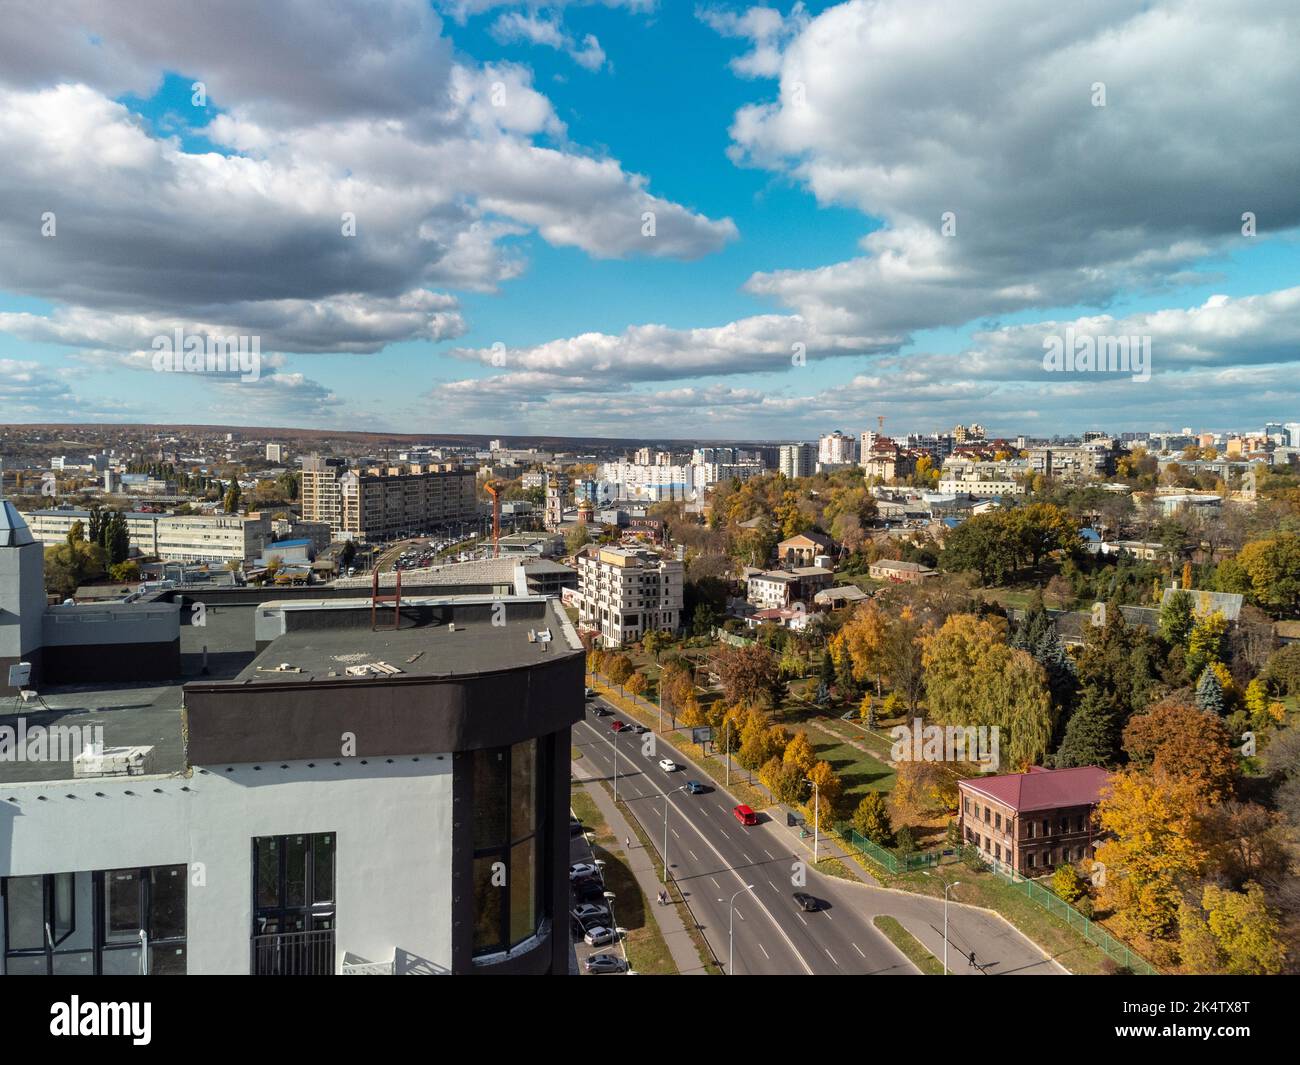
[1178,883,1287,975]
[1095,769,1208,941]
[625,671,648,701]
[1122,698,1237,803]
[851,791,894,846]
[606,654,634,692]
[803,760,843,834]
[716,642,784,710]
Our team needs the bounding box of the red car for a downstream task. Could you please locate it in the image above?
[610,720,628,733]
[733,804,759,826]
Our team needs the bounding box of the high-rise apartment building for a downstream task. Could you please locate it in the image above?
[778,443,815,479]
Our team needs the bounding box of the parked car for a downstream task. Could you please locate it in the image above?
[569,816,584,835]
[685,780,708,794]
[569,862,601,881]
[571,902,610,923]
[733,804,759,826]
[658,758,677,772]
[584,687,595,698]
[792,892,822,912]
[572,877,606,903]
[584,953,625,974]
[583,925,617,947]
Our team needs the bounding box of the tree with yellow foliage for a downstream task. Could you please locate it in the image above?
[1178,882,1287,975]
[802,760,843,835]
[782,731,816,778]
[1095,769,1208,941]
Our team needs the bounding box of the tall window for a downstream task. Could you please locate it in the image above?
[472,738,545,956]
[252,833,335,936]
[3,867,185,975]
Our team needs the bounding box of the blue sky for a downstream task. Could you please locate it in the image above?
[1,1,1298,439]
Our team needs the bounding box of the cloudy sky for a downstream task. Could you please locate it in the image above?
[1,0,1298,439]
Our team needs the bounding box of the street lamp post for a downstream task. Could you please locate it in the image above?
[724,718,731,787]
[720,884,756,975]
[603,889,630,972]
[804,776,820,864]
[944,880,962,975]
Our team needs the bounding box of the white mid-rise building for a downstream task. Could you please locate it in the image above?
[576,546,684,648]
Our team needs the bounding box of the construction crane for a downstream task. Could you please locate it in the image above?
[877,414,885,432]
[484,481,503,558]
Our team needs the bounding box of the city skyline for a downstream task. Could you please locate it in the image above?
[1,1,1298,437]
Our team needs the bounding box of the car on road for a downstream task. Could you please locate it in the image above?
[685,780,708,794]
[571,902,610,923]
[658,758,677,772]
[583,925,617,947]
[733,804,759,826]
[569,862,601,881]
[629,724,648,734]
[610,720,628,732]
[592,705,611,717]
[792,892,822,912]
[584,953,625,974]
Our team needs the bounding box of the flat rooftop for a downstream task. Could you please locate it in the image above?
[233,597,581,685]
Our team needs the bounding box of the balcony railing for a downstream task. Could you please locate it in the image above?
[251,928,336,976]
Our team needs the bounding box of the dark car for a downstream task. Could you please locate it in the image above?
[592,705,611,717]
[569,816,584,835]
[685,780,708,794]
[792,892,821,912]
[572,877,606,903]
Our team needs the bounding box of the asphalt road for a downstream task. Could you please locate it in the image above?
[574,696,1067,977]
[574,703,917,975]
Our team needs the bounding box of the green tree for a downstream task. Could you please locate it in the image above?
[1158,589,1195,646]
[223,479,242,514]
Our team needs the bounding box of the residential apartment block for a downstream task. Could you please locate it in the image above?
[302,453,477,542]
[575,545,683,647]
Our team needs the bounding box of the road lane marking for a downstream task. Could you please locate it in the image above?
[853,943,865,959]
[574,717,815,975]
[758,942,770,960]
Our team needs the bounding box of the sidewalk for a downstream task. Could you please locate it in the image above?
[572,762,711,975]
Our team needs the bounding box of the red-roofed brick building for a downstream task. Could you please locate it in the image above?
[957,766,1111,876]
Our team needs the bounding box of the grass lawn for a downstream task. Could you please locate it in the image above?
[805,731,896,802]
[873,915,944,975]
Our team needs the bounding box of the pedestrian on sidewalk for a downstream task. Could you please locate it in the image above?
[625,836,632,849]
[968,950,977,969]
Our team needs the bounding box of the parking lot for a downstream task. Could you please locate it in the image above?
[568,807,631,975]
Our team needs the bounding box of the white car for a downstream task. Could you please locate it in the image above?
[584,925,616,947]
[569,862,602,881]
[658,758,677,772]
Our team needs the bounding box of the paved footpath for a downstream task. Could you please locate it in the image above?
[572,762,711,974]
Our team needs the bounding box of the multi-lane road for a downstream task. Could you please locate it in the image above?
[573,696,1066,976]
